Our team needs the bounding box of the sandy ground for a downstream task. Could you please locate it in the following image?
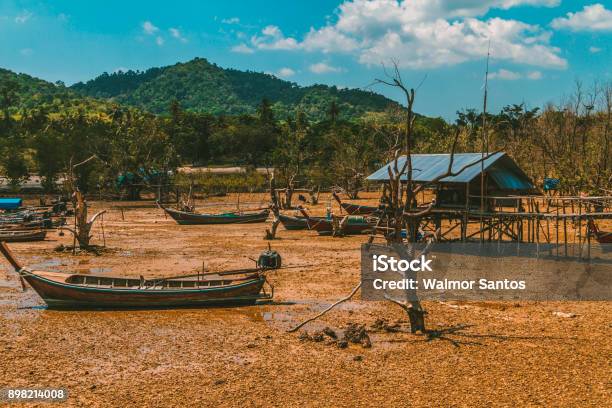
[0,193,610,407]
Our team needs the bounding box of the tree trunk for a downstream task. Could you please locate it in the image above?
[265,175,281,240]
[64,191,106,250]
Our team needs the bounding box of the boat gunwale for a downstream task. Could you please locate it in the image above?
[20,268,266,295]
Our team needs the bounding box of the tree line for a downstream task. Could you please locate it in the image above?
[0,77,610,198]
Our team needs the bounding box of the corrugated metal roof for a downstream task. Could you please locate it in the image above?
[488,167,534,190]
[366,152,534,190]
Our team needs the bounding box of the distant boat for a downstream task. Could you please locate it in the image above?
[278,213,324,230]
[158,203,270,225]
[299,208,374,235]
[332,192,378,215]
[587,220,612,244]
[0,242,275,309]
[0,229,46,242]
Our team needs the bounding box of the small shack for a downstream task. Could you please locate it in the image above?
[366,152,536,210]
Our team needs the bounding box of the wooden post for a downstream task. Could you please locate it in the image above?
[562,201,568,257]
[464,183,469,242]
[556,202,560,256]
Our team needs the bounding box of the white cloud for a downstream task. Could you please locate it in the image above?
[309,62,344,74]
[245,0,566,70]
[15,10,32,24]
[490,69,522,80]
[169,28,187,42]
[551,4,612,32]
[589,46,602,53]
[302,26,360,53]
[231,43,255,54]
[526,70,542,79]
[222,17,240,24]
[276,67,296,77]
[156,36,164,46]
[142,21,159,35]
[489,68,543,80]
[19,48,33,57]
[357,17,566,69]
[251,25,300,50]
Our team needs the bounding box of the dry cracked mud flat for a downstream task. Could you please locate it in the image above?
[0,193,610,407]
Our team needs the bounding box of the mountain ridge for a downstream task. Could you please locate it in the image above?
[69,57,402,120]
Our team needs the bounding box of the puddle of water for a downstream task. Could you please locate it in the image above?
[73,267,113,275]
[29,258,66,271]
[17,305,47,310]
[0,277,21,289]
[262,312,294,322]
[89,267,113,274]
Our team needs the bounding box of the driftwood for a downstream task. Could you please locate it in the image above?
[275,186,320,209]
[287,282,362,333]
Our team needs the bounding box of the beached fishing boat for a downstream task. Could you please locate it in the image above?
[587,220,612,244]
[332,192,378,215]
[0,243,276,309]
[158,203,270,225]
[0,230,46,242]
[278,213,325,230]
[299,209,374,235]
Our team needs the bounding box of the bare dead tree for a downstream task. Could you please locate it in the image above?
[265,173,281,240]
[61,155,107,251]
[370,61,500,332]
[288,61,502,335]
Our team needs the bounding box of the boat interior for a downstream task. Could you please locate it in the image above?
[31,269,260,290]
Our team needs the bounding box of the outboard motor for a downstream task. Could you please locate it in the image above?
[257,249,282,269]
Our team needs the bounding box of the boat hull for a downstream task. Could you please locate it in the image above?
[0,230,46,242]
[22,272,267,309]
[163,207,270,225]
[304,217,373,235]
[278,214,324,230]
[340,203,378,215]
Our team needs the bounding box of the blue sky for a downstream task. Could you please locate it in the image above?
[1,0,611,119]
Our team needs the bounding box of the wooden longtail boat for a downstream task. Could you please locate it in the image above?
[158,203,270,225]
[0,242,274,309]
[0,230,46,242]
[587,220,612,244]
[332,192,378,215]
[298,209,374,235]
[278,213,325,230]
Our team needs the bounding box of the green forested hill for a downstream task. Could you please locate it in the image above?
[0,68,116,114]
[70,58,400,120]
[0,68,77,109]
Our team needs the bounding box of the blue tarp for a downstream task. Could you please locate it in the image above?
[543,178,560,191]
[0,198,23,210]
